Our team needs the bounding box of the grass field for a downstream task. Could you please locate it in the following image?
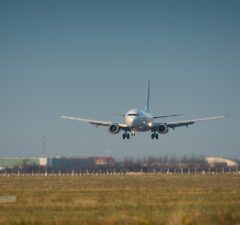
[0,174,240,225]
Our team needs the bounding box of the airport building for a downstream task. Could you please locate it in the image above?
[47,157,95,169]
[205,157,238,167]
[47,157,115,168]
[0,158,46,170]
[89,157,115,166]
[0,156,115,169]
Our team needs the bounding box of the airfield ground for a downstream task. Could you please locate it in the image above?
[0,174,239,225]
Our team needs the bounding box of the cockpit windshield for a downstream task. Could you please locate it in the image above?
[127,113,138,116]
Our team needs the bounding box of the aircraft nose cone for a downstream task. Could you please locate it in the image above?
[127,117,135,127]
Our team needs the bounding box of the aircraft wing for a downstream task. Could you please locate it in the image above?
[60,115,128,128]
[165,114,227,129]
[153,114,184,119]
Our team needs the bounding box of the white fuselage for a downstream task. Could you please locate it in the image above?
[125,109,154,131]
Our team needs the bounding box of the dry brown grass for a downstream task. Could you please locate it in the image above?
[0,174,239,225]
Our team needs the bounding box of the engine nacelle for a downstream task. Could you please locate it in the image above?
[108,124,120,134]
[157,123,168,134]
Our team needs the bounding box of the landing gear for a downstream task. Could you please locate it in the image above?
[123,133,130,140]
[151,132,158,140]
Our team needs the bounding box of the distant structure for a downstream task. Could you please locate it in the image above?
[0,158,46,170]
[205,157,238,167]
[42,134,46,158]
[90,157,115,166]
[47,157,95,169]
[0,156,115,169]
[47,157,115,169]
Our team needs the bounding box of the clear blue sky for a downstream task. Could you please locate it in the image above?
[0,0,239,159]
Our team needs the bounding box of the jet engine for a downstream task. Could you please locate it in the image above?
[108,124,120,134]
[157,123,168,134]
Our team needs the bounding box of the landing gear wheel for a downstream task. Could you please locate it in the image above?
[151,133,158,139]
[123,134,126,139]
[127,134,130,139]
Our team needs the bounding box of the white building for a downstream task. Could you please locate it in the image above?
[205,157,237,167]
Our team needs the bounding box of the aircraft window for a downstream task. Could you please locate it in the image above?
[127,114,137,116]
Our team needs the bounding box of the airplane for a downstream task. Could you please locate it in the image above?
[60,81,227,140]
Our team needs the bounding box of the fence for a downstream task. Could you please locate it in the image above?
[0,167,239,176]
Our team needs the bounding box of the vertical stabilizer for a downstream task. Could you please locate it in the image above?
[145,80,150,113]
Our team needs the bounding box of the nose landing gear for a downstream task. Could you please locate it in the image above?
[151,132,158,140]
[123,130,135,140]
[123,132,130,140]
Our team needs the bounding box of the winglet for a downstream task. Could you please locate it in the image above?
[224,113,229,117]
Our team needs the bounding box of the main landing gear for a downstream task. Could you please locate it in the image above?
[151,132,158,140]
[122,131,159,140]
